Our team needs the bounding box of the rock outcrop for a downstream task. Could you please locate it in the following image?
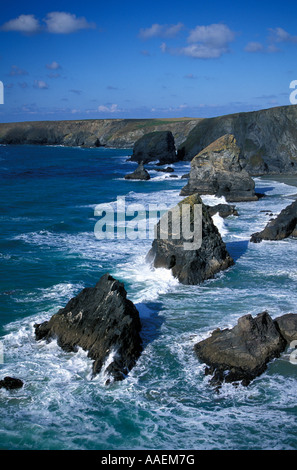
[0,377,24,390]
[177,105,297,175]
[146,193,234,285]
[0,118,200,149]
[251,199,297,242]
[194,311,297,388]
[34,274,142,383]
[206,203,239,218]
[124,162,150,180]
[180,134,258,202]
[129,131,177,165]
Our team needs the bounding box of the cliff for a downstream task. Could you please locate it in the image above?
[177,105,297,175]
[0,117,201,149]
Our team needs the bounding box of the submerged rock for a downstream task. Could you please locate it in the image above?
[130,131,177,165]
[0,377,23,390]
[180,134,258,202]
[146,193,234,285]
[250,199,297,243]
[124,161,150,180]
[34,274,142,383]
[194,311,297,388]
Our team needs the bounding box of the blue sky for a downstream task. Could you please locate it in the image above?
[0,0,296,122]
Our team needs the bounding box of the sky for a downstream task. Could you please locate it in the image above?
[0,0,296,122]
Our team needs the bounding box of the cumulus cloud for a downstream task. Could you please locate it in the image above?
[139,22,184,39]
[44,12,96,34]
[0,14,41,34]
[0,12,96,35]
[97,104,120,113]
[9,65,28,76]
[268,27,297,43]
[245,41,264,53]
[161,23,235,59]
[46,61,61,70]
[33,80,49,89]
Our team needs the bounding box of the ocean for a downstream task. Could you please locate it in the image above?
[0,144,297,450]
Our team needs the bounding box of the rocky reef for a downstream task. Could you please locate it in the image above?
[180,134,258,202]
[177,105,297,175]
[194,311,297,388]
[34,273,142,383]
[124,161,150,180]
[129,130,177,165]
[251,199,297,242]
[146,193,234,285]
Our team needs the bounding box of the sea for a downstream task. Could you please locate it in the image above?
[0,144,297,451]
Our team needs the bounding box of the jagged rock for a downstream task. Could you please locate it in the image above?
[251,199,297,243]
[194,311,289,387]
[177,104,297,175]
[130,131,177,165]
[124,161,150,180]
[180,135,258,202]
[206,203,239,218]
[0,377,23,390]
[146,193,234,285]
[274,313,297,343]
[34,274,142,383]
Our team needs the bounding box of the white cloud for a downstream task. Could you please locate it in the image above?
[33,80,49,89]
[0,14,41,34]
[188,24,235,47]
[97,104,120,113]
[46,61,61,70]
[161,23,235,59]
[245,41,264,53]
[269,27,297,43]
[9,65,28,76]
[44,12,96,34]
[139,22,184,39]
[0,12,95,35]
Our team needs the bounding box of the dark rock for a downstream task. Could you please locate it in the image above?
[194,311,287,387]
[180,134,258,202]
[146,193,234,285]
[274,313,297,343]
[206,203,239,218]
[130,131,177,165]
[34,274,142,383]
[154,167,174,173]
[250,199,297,243]
[0,377,23,390]
[181,173,190,179]
[124,161,150,180]
[177,104,297,175]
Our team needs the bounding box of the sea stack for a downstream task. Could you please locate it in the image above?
[34,274,142,383]
[130,130,177,165]
[124,161,150,180]
[180,134,258,202]
[146,193,234,285]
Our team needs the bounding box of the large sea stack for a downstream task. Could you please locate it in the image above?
[130,130,177,165]
[180,134,258,202]
[146,193,234,285]
[34,274,142,383]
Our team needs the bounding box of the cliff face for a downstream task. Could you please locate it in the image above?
[0,118,201,149]
[177,105,297,175]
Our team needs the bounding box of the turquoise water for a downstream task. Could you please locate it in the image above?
[0,144,297,450]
